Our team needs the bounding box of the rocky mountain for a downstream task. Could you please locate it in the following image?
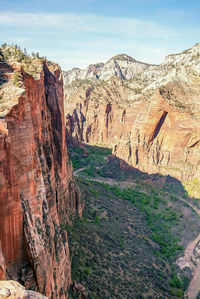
[0,45,82,298]
[64,43,200,194]
[63,54,153,84]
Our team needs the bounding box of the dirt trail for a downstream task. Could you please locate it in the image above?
[74,167,200,298]
[74,167,137,188]
[74,167,200,209]
[73,167,87,176]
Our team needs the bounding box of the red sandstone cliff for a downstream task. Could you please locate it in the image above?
[65,43,200,189]
[0,46,82,298]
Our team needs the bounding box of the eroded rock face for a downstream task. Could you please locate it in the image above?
[65,43,200,184]
[0,48,82,298]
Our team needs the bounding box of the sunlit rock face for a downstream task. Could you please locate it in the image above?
[63,54,152,84]
[64,43,200,184]
[0,46,82,298]
[0,280,48,299]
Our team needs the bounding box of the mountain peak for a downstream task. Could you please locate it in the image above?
[109,53,137,62]
[63,53,152,84]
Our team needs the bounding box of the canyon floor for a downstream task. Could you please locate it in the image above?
[66,145,200,299]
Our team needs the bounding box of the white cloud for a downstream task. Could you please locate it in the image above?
[0,11,197,70]
[0,12,173,39]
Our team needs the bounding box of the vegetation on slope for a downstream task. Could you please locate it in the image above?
[67,145,200,298]
[0,43,56,79]
[0,43,46,63]
[0,43,59,116]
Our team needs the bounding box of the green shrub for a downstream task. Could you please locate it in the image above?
[13,72,19,86]
[169,273,183,289]
[84,268,91,275]
[95,216,100,224]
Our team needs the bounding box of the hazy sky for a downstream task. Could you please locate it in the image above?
[0,0,199,70]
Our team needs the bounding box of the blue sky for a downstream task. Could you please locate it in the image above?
[0,0,199,70]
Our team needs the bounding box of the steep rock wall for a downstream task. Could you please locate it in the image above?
[0,59,82,298]
[65,80,200,183]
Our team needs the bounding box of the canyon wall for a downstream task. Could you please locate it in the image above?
[65,43,200,186]
[0,48,82,298]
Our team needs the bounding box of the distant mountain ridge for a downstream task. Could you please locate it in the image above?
[63,53,155,84]
[64,42,200,191]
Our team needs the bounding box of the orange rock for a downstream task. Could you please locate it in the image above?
[0,60,82,298]
[65,80,200,183]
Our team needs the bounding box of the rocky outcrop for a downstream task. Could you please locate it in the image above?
[63,54,152,85]
[0,45,82,298]
[65,43,200,185]
[0,280,48,299]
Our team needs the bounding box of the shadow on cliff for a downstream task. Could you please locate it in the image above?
[68,143,200,211]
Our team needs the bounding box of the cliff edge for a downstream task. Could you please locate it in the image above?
[0,45,82,298]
